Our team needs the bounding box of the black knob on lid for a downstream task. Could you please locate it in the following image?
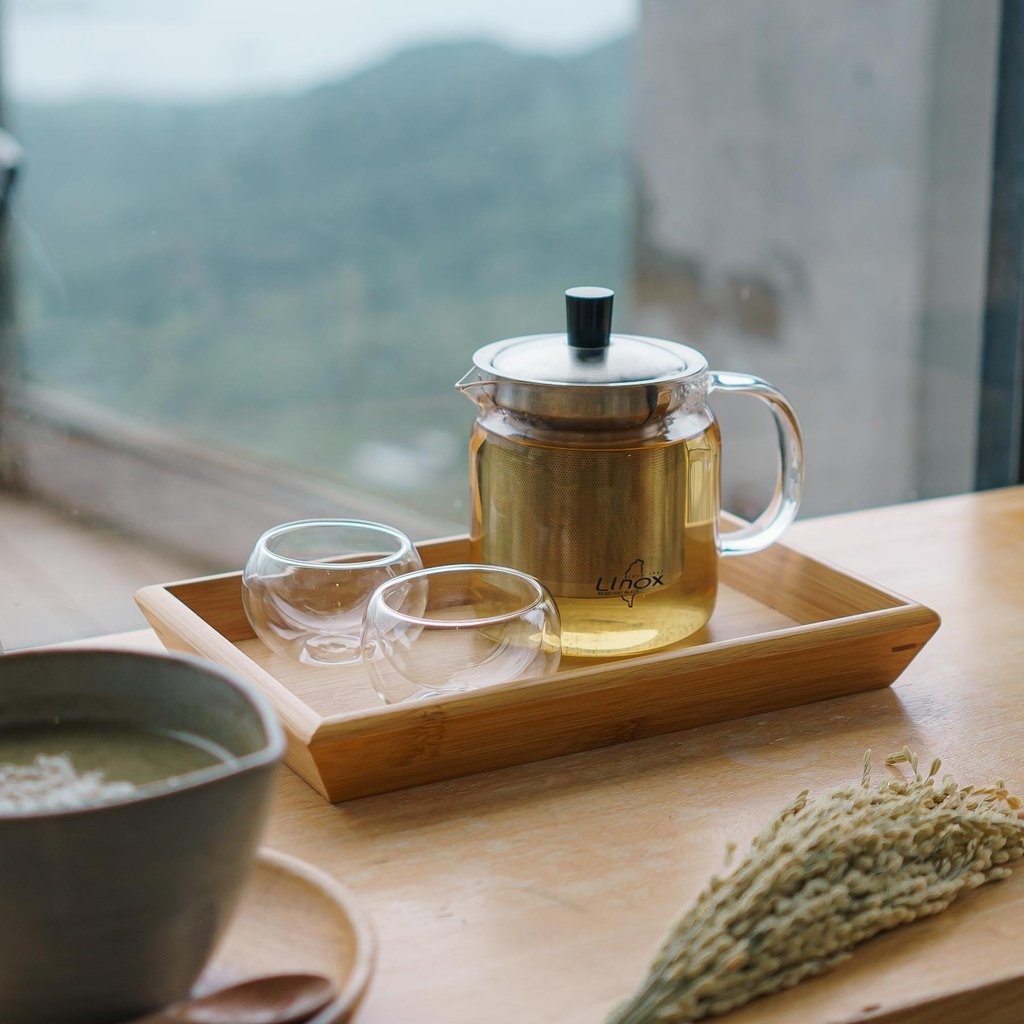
[566,286,614,350]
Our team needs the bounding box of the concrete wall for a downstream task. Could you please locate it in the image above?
[631,0,999,517]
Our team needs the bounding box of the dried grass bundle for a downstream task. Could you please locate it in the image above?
[605,748,1024,1024]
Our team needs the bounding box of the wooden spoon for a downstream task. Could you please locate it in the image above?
[131,973,338,1024]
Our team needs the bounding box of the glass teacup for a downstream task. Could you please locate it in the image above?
[360,563,562,703]
[242,519,423,666]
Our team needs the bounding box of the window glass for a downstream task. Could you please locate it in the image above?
[4,0,1004,530]
[6,0,635,526]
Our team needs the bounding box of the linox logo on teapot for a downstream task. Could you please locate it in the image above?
[595,559,665,607]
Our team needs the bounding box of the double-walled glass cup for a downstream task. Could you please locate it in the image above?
[360,564,562,703]
[242,519,423,666]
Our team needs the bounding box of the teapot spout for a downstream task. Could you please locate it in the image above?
[455,367,498,410]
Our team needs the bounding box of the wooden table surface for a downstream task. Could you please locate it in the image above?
[96,487,1024,1023]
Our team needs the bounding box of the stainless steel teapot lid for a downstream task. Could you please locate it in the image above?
[463,287,708,424]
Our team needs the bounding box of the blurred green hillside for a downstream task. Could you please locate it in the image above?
[12,36,631,516]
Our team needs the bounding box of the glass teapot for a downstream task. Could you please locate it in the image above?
[456,287,803,658]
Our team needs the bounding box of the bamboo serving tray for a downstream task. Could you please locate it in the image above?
[135,534,940,803]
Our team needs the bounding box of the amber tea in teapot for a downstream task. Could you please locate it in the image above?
[458,287,803,658]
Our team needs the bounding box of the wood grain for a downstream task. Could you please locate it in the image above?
[105,487,1024,1023]
[135,535,938,801]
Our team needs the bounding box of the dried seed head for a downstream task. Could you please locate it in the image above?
[605,751,1024,1024]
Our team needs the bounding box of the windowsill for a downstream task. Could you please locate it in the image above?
[1,383,462,571]
[0,489,207,650]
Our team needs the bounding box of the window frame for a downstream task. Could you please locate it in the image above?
[976,0,1024,489]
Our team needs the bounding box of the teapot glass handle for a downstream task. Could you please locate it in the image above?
[708,370,804,557]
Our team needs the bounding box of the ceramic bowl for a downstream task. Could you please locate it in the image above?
[0,648,286,1024]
